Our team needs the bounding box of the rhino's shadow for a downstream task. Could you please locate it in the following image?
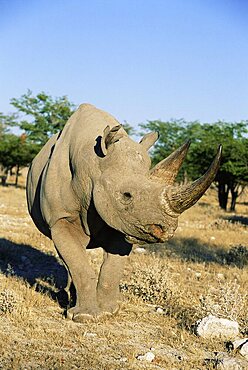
[222,215,248,226]
[148,237,230,265]
[0,238,68,303]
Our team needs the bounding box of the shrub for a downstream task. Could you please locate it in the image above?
[198,279,247,323]
[225,245,248,268]
[0,289,19,314]
[120,257,179,308]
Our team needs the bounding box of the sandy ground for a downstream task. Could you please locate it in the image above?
[0,178,247,369]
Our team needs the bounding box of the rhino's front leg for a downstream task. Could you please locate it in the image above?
[51,219,100,322]
[97,252,127,314]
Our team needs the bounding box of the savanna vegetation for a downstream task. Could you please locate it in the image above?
[0,91,248,368]
[0,174,247,368]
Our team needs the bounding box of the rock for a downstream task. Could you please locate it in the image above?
[156,307,164,314]
[137,351,155,362]
[217,273,225,280]
[119,357,128,362]
[196,315,239,339]
[240,342,248,359]
[230,338,248,360]
[134,247,146,254]
[205,352,248,370]
[195,272,201,279]
[232,338,248,350]
[219,357,246,370]
[84,332,97,338]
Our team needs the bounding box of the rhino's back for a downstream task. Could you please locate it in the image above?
[26,132,60,237]
[60,103,121,150]
[26,103,124,235]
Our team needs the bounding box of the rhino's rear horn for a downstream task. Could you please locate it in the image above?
[139,132,159,151]
[101,125,123,155]
[167,145,222,213]
[150,140,191,185]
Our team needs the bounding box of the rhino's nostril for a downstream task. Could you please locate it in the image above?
[120,191,133,205]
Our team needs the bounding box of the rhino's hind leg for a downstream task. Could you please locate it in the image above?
[97,252,127,314]
[51,219,101,322]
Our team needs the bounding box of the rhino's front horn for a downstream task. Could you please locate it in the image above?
[150,140,191,185]
[167,145,222,213]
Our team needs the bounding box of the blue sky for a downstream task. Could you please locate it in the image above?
[1,0,248,128]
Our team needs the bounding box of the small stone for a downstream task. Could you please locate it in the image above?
[232,338,248,351]
[134,247,146,254]
[84,332,97,337]
[119,357,128,362]
[196,315,239,339]
[205,352,247,370]
[219,357,246,370]
[195,272,201,279]
[217,273,225,280]
[156,307,164,314]
[240,342,248,359]
[210,236,216,240]
[137,351,155,362]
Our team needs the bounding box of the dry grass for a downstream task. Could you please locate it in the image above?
[0,175,248,369]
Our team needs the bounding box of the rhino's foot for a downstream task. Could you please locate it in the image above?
[72,312,96,322]
[98,301,120,315]
[66,304,119,322]
[66,306,99,321]
[74,311,116,323]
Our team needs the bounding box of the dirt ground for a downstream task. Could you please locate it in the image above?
[0,173,247,369]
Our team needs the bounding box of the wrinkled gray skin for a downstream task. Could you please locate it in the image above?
[27,104,221,322]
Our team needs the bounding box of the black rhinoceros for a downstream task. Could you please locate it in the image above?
[27,103,221,322]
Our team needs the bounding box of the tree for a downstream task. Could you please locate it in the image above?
[188,121,248,211]
[0,133,39,186]
[0,113,17,185]
[0,112,18,137]
[10,90,76,146]
[140,119,248,211]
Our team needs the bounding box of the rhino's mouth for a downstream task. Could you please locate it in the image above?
[125,235,148,245]
[124,224,174,245]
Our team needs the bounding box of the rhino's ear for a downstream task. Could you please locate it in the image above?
[101,125,124,156]
[139,132,159,151]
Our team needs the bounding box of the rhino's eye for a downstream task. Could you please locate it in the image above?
[121,192,133,204]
